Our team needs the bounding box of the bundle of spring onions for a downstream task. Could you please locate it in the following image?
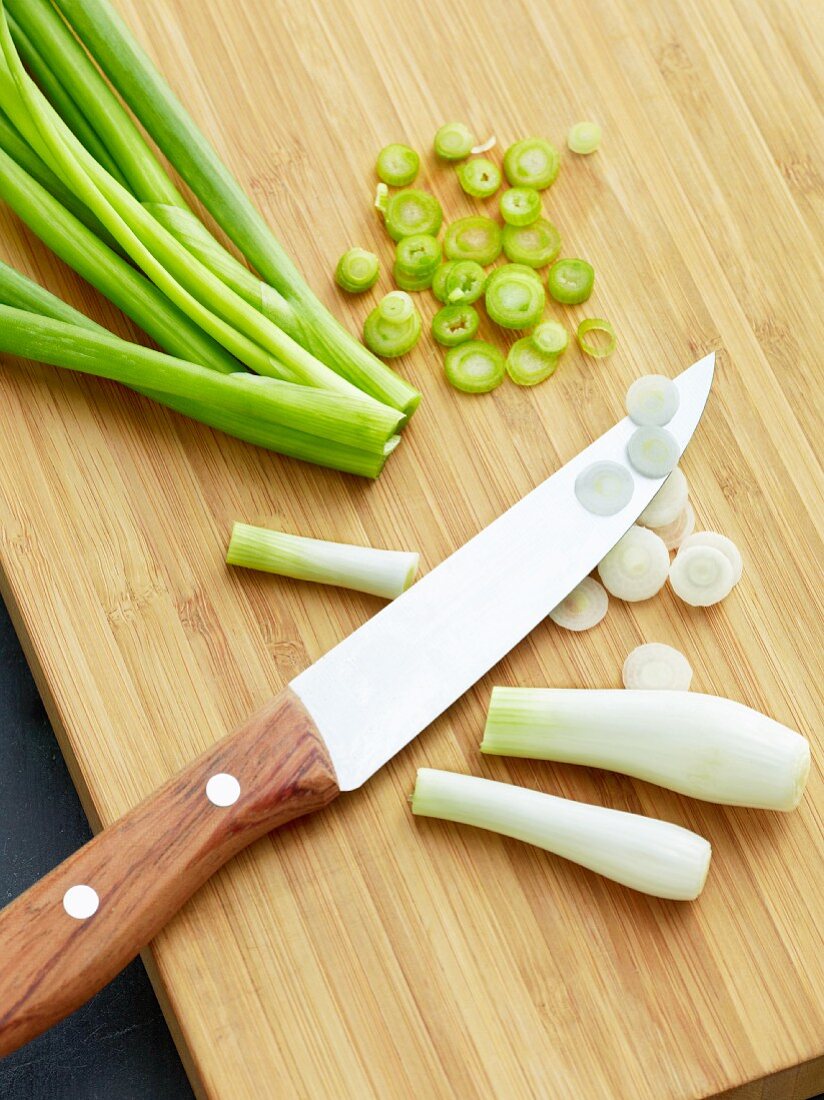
[0,0,420,477]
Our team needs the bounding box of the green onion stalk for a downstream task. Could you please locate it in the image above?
[38,0,420,416]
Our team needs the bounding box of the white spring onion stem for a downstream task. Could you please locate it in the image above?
[597,525,669,601]
[482,688,811,811]
[627,426,679,478]
[411,768,711,900]
[655,503,695,551]
[470,135,497,155]
[679,531,743,584]
[549,577,609,632]
[638,466,688,528]
[622,643,693,690]
[669,545,734,606]
[226,523,419,599]
[574,460,634,516]
[626,374,680,427]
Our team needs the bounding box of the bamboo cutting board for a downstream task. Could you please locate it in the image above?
[1,0,822,1096]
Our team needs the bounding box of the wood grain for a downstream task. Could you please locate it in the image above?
[0,0,822,1096]
[0,687,338,1057]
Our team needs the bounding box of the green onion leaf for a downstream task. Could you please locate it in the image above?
[444,340,505,393]
[456,157,502,199]
[484,267,545,329]
[547,258,595,304]
[502,219,561,268]
[431,303,479,347]
[433,121,475,161]
[384,188,443,241]
[335,248,380,294]
[376,143,420,187]
[499,186,541,227]
[503,138,560,190]
[443,216,502,265]
[363,291,422,357]
[393,233,442,291]
[505,338,559,386]
[576,317,616,357]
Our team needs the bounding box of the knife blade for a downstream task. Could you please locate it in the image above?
[0,353,714,1055]
[294,351,715,789]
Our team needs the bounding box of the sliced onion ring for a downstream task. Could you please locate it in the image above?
[669,545,734,606]
[638,466,688,528]
[576,317,616,358]
[678,531,743,584]
[627,426,679,478]
[574,460,634,516]
[597,525,670,602]
[549,577,609,632]
[655,503,696,551]
[622,643,693,691]
[626,374,680,427]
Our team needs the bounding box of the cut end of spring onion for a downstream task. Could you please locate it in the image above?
[638,466,688,528]
[226,523,419,599]
[363,292,422,358]
[481,687,810,812]
[627,427,679,478]
[471,135,497,155]
[577,317,616,358]
[444,260,486,304]
[549,577,609,632]
[335,248,380,294]
[622,643,693,691]
[505,339,559,386]
[532,320,569,355]
[457,157,502,199]
[434,122,476,161]
[374,182,389,212]
[547,258,594,304]
[393,233,442,290]
[567,121,602,155]
[411,768,711,900]
[655,503,696,551]
[575,460,634,516]
[503,138,560,190]
[669,545,734,607]
[444,217,502,265]
[499,187,541,227]
[678,531,743,585]
[626,374,680,427]
[485,267,545,329]
[384,189,443,241]
[444,340,505,394]
[502,219,561,268]
[432,303,479,346]
[598,525,670,601]
[376,143,420,187]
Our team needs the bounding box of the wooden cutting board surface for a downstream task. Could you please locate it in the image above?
[1,0,822,1096]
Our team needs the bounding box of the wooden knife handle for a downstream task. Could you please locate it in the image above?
[0,687,339,1057]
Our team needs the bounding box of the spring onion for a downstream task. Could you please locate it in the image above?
[374,182,389,212]
[574,461,634,516]
[597,525,670,601]
[471,136,496,154]
[622,644,693,691]
[503,138,560,190]
[431,263,455,303]
[655,504,696,551]
[638,467,688,528]
[532,320,569,355]
[25,0,421,416]
[499,186,541,227]
[393,233,442,291]
[548,577,609,632]
[567,121,601,155]
[484,266,545,329]
[444,340,505,394]
[376,143,419,187]
[434,121,475,161]
[456,157,501,199]
[505,339,559,387]
[501,219,561,268]
[577,317,616,358]
[411,768,711,900]
[335,248,379,294]
[383,188,443,241]
[227,523,418,599]
[627,427,679,478]
[678,532,743,585]
[431,303,479,347]
[363,291,422,358]
[626,374,680,427]
[443,216,502,265]
[669,546,734,607]
[547,258,594,304]
[482,687,811,812]
[440,260,487,304]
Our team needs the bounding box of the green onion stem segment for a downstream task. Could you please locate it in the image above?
[577,317,616,358]
[532,319,569,355]
[50,0,421,414]
[393,233,442,291]
[567,121,601,155]
[433,260,486,304]
[227,522,419,599]
[505,339,559,387]
[481,687,811,812]
[431,303,479,347]
[502,219,562,268]
[363,291,422,357]
[374,182,389,212]
[433,121,475,161]
[383,189,443,242]
[411,768,712,901]
[503,138,560,190]
[376,143,419,187]
[443,216,502,265]
[499,186,541,226]
[335,248,380,294]
[457,157,501,199]
[444,340,505,394]
[547,258,595,304]
[485,266,545,329]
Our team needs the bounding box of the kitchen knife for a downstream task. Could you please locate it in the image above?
[0,353,714,1055]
